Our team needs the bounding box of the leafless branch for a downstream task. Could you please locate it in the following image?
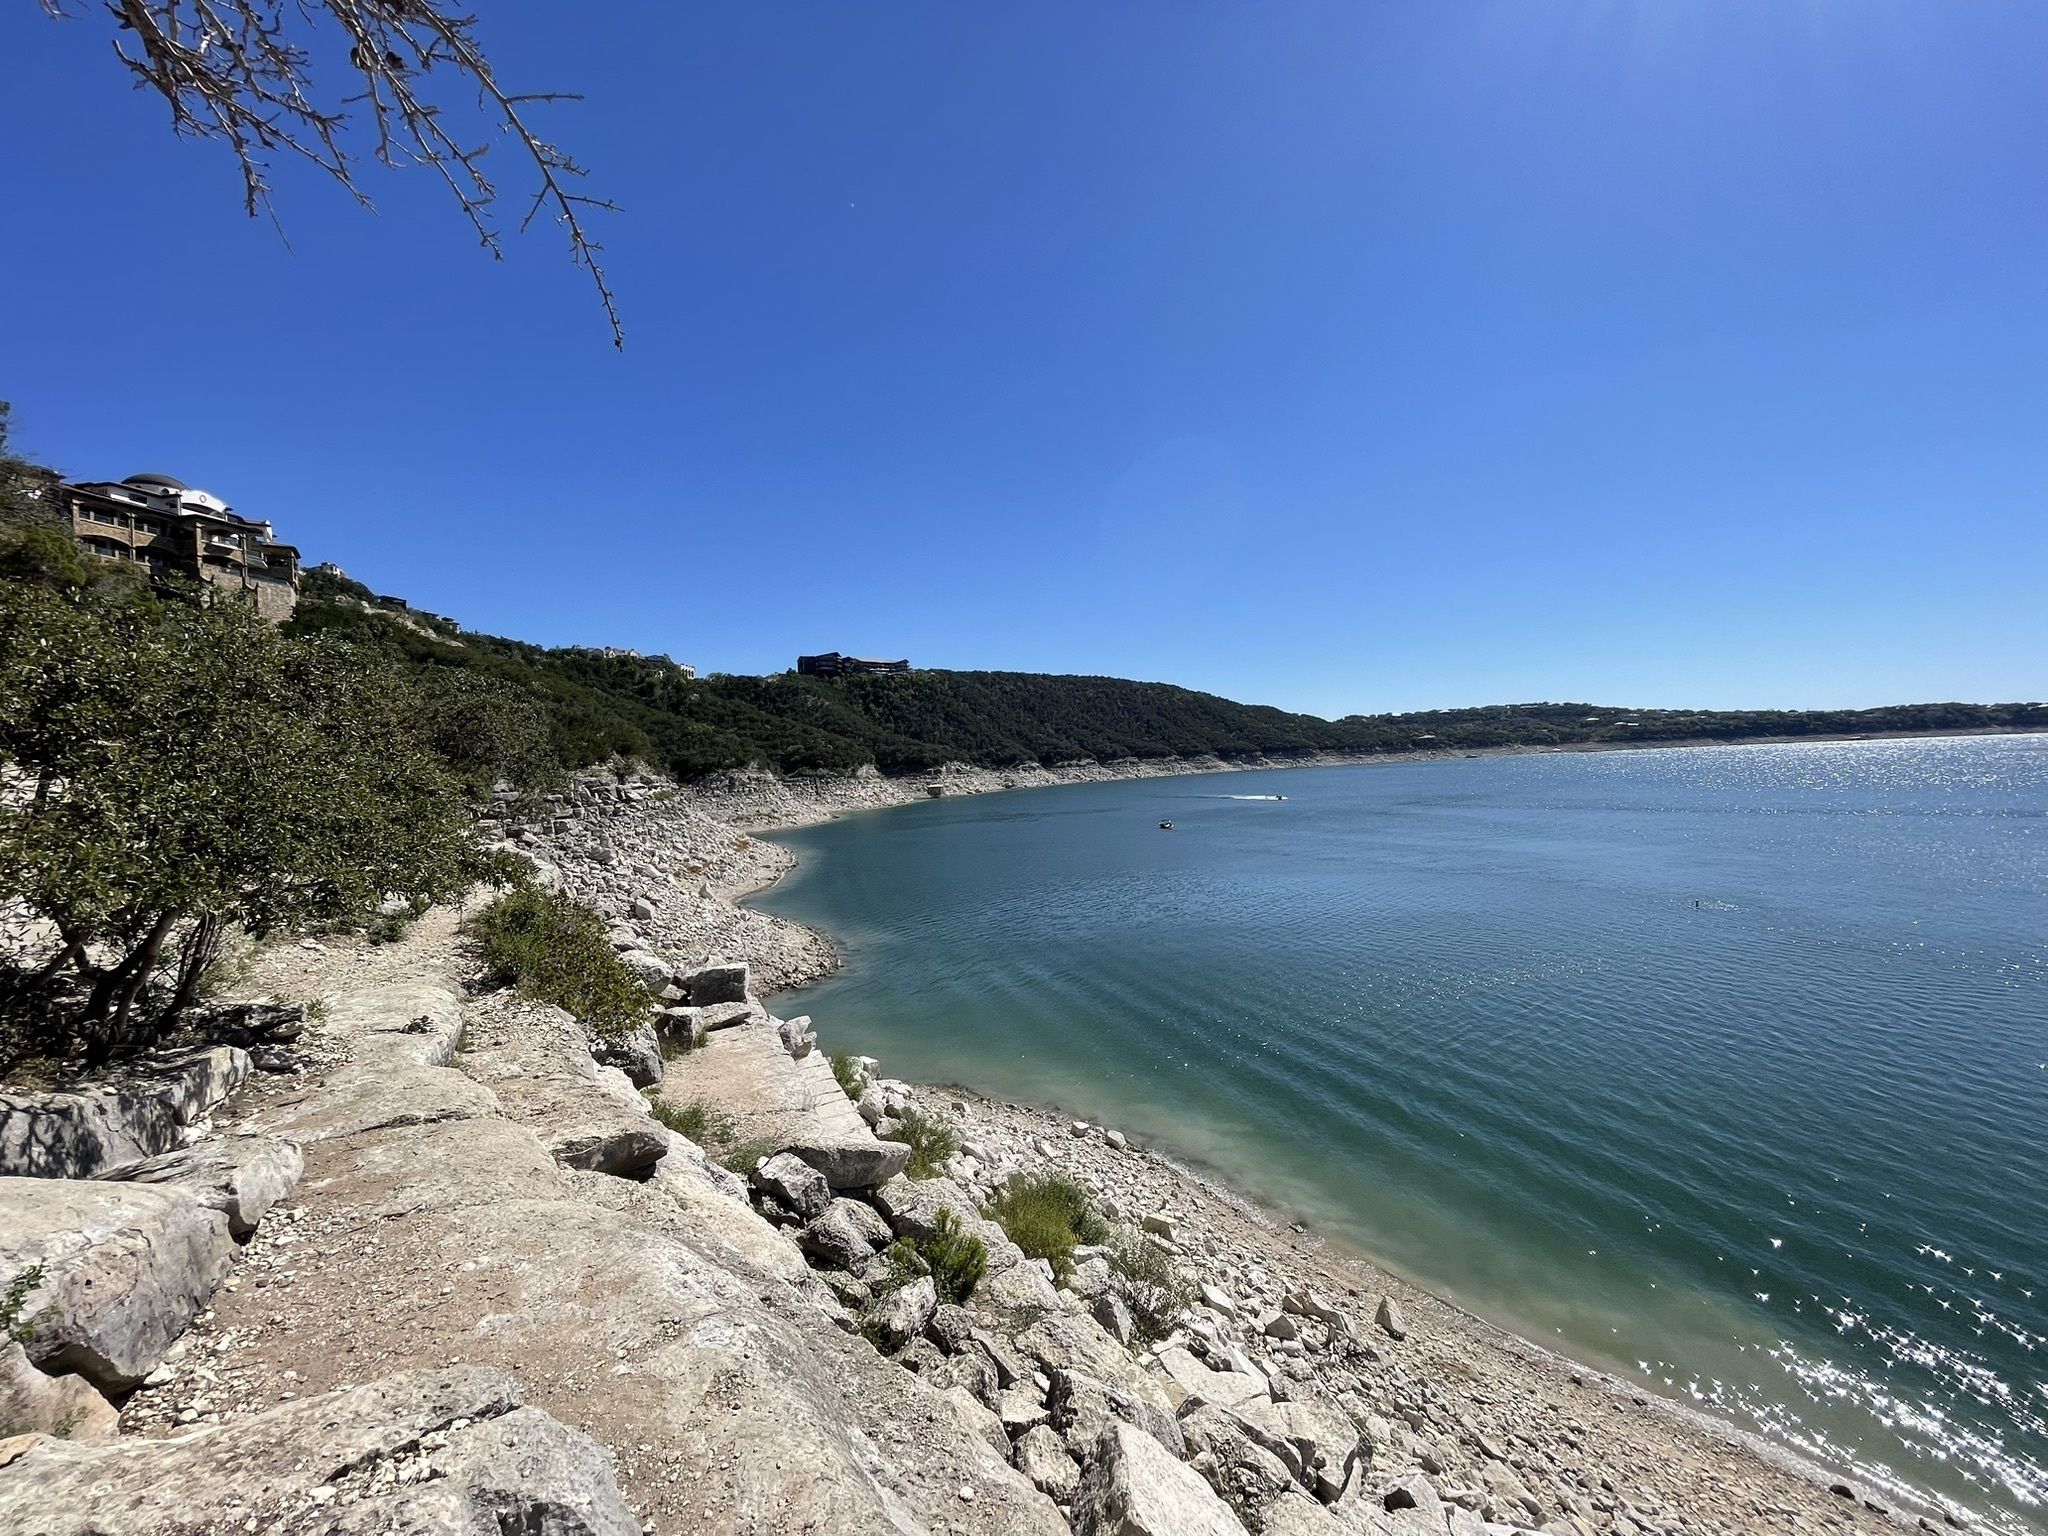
[39,0,623,346]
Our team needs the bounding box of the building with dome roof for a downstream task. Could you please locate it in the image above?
[57,473,301,620]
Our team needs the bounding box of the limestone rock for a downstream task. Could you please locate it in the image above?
[1375,1294,1408,1341]
[95,1136,303,1237]
[866,1276,938,1349]
[800,1200,887,1272]
[1073,1421,1250,1536]
[753,1151,832,1219]
[146,1047,250,1126]
[546,1118,668,1178]
[0,1365,637,1536]
[782,1136,908,1190]
[0,1176,234,1390]
[0,1087,178,1179]
[615,949,673,990]
[1014,1423,1082,1502]
[590,1024,664,1088]
[679,961,749,1006]
[1263,1489,1359,1535]
[777,1014,816,1058]
[696,1001,760,1032]
[1049,1366,1186,1462]
[1153,1344,1271,1414]
[1180,1403,1300,1509]
[0,1341,117,1440]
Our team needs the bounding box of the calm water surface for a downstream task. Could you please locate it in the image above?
[754,738,2048,1530]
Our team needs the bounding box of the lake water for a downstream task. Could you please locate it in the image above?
[753,737,2048,1530]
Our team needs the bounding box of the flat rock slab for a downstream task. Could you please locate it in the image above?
[0,1176,234,1391]
[1154,1344,1271,1413]
[0,1365,637,1536]
[662,1016,882,1185]
[0,1048,249,1182]
[96,1135,303,1236]
[323,982,467,1069]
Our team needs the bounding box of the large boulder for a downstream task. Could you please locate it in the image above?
[679,961,749,1006]
[0,1177,234,1390]
[799,1200,887,1273]
[547,1119,668,1178]
[865,1276,938,1349]
[0,1341,117,1440]
[1153,1344,1270,1413]
[146,1047,250,1126]
[0,1087,178,1179]
[782,1136,908,1191]
[0,1365,638,1536]
[590,1023,664,1088]
[95,1136,303,1237]
[752,1151,832,1219]
[1072,1421,1250,1536]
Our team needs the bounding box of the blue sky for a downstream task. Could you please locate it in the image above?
[2,1,2042,716]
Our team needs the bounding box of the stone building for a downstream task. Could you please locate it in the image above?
[58,473,301,621]
[796,652,910,677]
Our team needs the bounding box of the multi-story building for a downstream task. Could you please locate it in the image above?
[797,652,910,677]
[58,472,301,621]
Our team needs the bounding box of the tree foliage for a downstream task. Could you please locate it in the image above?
[33,1,620,344]
[284,589,2048,783]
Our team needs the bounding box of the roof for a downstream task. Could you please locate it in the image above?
[124,472,188,491]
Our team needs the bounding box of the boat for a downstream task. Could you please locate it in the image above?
[1158,820,1174,830]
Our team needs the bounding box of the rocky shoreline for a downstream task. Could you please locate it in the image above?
[0,755,1999,1535]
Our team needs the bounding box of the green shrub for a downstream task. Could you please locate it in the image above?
[649,1096,732,1147]
[467,886,650,1037]
[882,1210,987,1304]
[828,1051,862,1100]
[1107,1232,1191,1345]
[2,1265,46,1344]
[883,1107,957,1180]
[986,1172,1109,1283]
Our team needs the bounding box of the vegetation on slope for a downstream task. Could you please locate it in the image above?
[288,583,2046,782]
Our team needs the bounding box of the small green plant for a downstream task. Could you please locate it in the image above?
[986,1172,1109,1283]
[1107,1232,1192,1345]
[716,1137,778,1176]
[828,1051,862,1100]
[884,1107,958,1180]
[649,1096,733,1147]
[466,885,651,1037]
[882,1210,988,1304]
[2,1265,47,1344]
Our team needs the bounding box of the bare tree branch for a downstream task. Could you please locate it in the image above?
[39,0,623,346]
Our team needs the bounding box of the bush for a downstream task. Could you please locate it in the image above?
[883,1107,957,1180]
[467,886,650,1037]
[883,1210,987,1304]
[986,1172,1109,1282]
[828,1050,862,1099]
[1107,1232,1191,1345]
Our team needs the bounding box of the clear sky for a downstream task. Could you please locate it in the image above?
[3,2,2043,717]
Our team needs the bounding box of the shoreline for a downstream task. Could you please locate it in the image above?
[708,735,2029,1533]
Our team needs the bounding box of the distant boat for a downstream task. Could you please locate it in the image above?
[1158,820,1174,830]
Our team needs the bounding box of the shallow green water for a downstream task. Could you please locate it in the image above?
[754,738,2048,1530]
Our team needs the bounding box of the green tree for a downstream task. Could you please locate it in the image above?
[0,578,483,1063]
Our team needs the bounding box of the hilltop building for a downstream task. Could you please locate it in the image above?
[58,473,300,621]
[797,652,910,677]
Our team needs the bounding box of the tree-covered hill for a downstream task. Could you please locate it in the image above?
[286,586,2045,780]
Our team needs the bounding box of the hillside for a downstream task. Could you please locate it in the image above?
[287,576,2042,781]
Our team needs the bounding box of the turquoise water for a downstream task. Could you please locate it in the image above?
[753,737,2048,1530]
